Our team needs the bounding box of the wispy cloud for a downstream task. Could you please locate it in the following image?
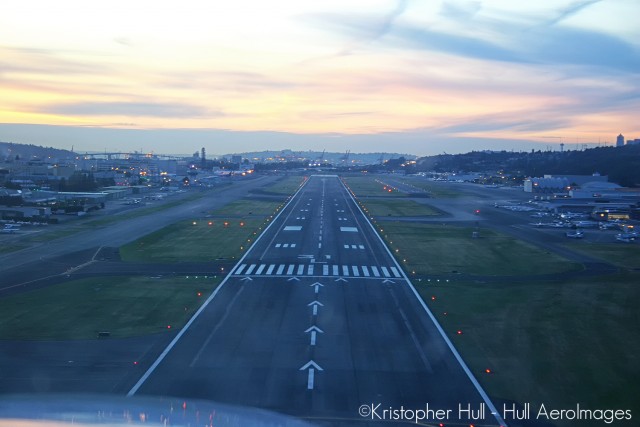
[41,102,217,119]
[544,0,602,27]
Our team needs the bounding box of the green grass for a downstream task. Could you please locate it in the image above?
[0,241,28,254]
[420,273,640,426]
[401,179,464,198]
[564,242,640,269]
[379,222,579,276]
[260,175,306,195]
[358,198,441,217]
[120,218,265,263]
[342,176,408,197]
[86,191,207,227]
[0,276,220,340]
[209,199,283,217]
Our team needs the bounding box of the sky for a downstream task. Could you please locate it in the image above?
[1,0,639,157]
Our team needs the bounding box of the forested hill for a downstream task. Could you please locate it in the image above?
[416,144,640,187]
[0,142,74,160]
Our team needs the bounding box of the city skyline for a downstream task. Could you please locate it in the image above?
[1,0,639,156]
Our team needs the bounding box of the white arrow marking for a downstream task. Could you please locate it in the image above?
[305,325,324,346]
[382,279,395,284]
[240,277,253,282]
[287,277,300,282]
[335,277,348,283]
[300,360,323,371]
[308,300,323,316]
[310,282,324,294]
[300,359,323,389]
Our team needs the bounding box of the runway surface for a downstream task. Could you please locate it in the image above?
[129,175,505,426]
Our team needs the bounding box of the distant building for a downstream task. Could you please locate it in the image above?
[524,173,608,193]
[524,176,568,193]
[627,139,640,145]
[231,155,242,164]
[616,134,625,147]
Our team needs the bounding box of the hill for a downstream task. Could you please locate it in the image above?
[416,145,640,187]
[0,142,75,161]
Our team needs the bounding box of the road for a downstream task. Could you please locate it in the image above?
[129,175,505,426]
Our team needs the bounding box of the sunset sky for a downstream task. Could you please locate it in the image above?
[1,0,639,156]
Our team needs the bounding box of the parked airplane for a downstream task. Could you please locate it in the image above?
[1,224,21,234]
[565,230,585,239]
[616,233,636,243]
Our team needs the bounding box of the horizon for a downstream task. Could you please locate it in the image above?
[1,1,639,155]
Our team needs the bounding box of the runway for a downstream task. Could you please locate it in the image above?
[129,175,505,426]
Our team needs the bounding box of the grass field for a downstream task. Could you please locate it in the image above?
[420,273,640,425]
[360,189,639,425]
[564,242,640,269]
[0,276,220,339]
[120,218,264,263]
[379,222,579,276]
[342,176,407,197]
[0,240,28,254]
[400,179,464,198]
[120,195,282,263]
[358,198,441,217]
[209,199,283,217]
[260,175,306,195]
[86,191,208,227]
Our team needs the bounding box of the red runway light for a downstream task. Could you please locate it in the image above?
[486,369,492,374]
[167,325,171,329]
[197,292,202,297]
[457,330,462,335]
[431,296,436,301]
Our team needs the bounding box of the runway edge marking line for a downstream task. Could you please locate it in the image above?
[340,177,508,427]
[126,177,311,396]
